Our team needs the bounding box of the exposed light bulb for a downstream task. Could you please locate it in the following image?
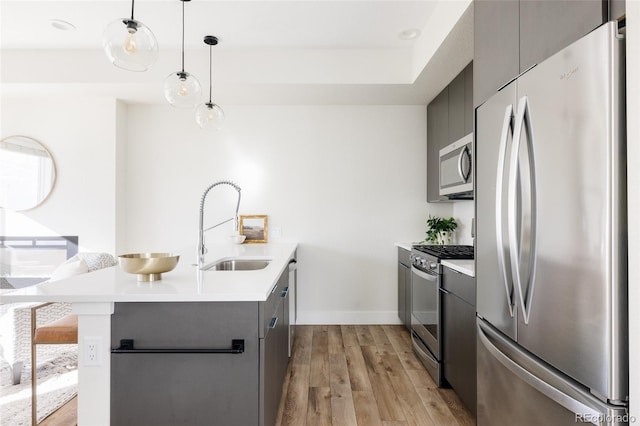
[178,80,189,97]
[124,29,137,54]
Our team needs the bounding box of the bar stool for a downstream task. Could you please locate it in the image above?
[30,303,78,425]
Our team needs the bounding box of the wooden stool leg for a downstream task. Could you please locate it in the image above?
[31,341,37,425]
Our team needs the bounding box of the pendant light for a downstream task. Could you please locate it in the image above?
[195,36,225,129]
[164,0,202,108]
[103,0,158,72]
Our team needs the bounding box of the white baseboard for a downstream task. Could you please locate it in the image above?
[295,310,403,325]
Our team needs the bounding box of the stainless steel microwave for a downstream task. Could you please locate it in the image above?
[439,133,473,198]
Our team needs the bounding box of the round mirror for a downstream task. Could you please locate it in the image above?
[0,135,56,211]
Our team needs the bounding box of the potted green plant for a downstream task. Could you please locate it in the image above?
[424,215,458,245]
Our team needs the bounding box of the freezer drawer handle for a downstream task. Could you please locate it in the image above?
[477,322,601,422]
[111,339,245,354]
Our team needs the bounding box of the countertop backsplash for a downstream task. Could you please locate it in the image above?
[453,200,474,246]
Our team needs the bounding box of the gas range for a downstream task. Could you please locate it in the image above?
[412,244,474,260]
[410,245,474,274]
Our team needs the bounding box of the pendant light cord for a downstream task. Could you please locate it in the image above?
[130,0,135,20]
[181,0,185,73]
[208,44,213,103]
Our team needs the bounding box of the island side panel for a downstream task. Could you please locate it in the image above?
[110,302,260,426]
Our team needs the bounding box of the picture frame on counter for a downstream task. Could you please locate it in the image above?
[239,215,268,243]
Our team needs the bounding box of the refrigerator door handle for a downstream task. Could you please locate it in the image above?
[509,96,538,324]
[496,104,516,317]
[477,321,602,422]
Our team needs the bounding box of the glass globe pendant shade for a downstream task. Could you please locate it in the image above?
[195,102,225,129]
[163,71,202,108]
[103,18,158,72]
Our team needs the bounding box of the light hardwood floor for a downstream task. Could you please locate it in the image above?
[277,325,474,426]
[42,325,474,426]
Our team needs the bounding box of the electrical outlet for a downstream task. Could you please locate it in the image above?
[84,336,102,366]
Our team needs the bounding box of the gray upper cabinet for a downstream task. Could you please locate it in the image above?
[519,0,607,73]
[427,87,449,202]
[464,62,474,135]
[473,0,519,109]
[427,62,473,203]
[474,0,611,108]
[448,71,465,143]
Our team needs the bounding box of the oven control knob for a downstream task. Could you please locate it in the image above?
[420,259,427,268]
[428,262,437,270]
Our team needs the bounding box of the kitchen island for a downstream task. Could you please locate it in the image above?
[1,241,298,426]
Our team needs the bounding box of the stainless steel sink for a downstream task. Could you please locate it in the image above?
[202,259,271,271]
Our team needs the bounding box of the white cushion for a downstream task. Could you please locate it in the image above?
[49,258,89,281]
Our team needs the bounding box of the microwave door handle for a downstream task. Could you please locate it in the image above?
[496,104,515,317]
[457,146,467,182]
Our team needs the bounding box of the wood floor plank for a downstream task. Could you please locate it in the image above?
[369,325,393,346]
[40,396,77,426]
[361,346,406,422]
[344,345,373,392]
[292,325,314,365]
[327,325,344,354]
[341,325,359,348]
[329,353,350,389]
[280,364,311,426]
[437,387,475,426]
[306,387,332,426]
[387,368,437,426]
[310,327,330,387]
[355,324,376,346]
[352,391,383,426]
[329,378,358,426]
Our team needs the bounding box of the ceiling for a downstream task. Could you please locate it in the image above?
[0,0,474,105]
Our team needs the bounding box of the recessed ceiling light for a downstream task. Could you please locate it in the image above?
[398,28,421,41]
[49,19,76,31]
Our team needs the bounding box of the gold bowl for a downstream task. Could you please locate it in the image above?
[118,253,180,282]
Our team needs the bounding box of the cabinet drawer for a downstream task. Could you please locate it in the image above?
[111,302,258,348]
[260,270,288,338]
[441,267,475,306]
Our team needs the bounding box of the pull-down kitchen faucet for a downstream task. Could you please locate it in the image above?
[198,180,242,267]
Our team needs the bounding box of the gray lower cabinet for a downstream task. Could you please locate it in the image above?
[397,247,411,329]
[111,268,290,426]
[441,266,476,416]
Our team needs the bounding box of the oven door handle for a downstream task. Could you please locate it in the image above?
[412,266,438,282]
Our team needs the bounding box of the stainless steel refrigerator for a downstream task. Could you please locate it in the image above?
[476,21,628,424]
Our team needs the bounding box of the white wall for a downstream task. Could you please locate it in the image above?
[0,97,119,254]
[123,104,451,324]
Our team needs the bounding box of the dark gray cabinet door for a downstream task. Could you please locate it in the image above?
[473,0,519,108]
[441,268,476,416]
[519,0,606,73]
[464,62,474,135]
[261,300,288,426]
[111,302,260,426]
[448,70,465,143]
[397,247,411,329]
[427,87,449,202]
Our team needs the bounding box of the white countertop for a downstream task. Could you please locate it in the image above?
[0,242,298,303]
[441,259,475,277]
[395,242,419,251]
